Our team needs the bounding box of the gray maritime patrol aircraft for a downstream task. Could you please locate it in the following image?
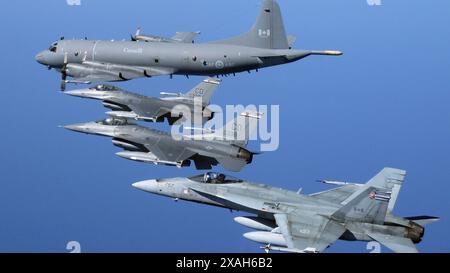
[132,168,439,253]
[35,0,342,91]
[64,112,262,171]
[65,77,220,125]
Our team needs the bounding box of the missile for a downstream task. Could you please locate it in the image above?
[261,245,318,254]
[243,231,286,247]
[106,111,156,122]
[317,180,363,186]
[234,216,276,232]
[160,92,182,97]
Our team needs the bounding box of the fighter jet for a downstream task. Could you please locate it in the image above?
[64,77,220,125]
[131,26,200,44]
[35,0,343,91]
[132,168,439,253]
[64,112,262,171]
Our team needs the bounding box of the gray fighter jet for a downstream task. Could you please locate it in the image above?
[64,78,220,125]
[64,112,261,171]
[132,168,439,253]
[131,26,200,44]
[35,0,342,90]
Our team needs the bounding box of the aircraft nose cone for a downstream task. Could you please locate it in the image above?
[64,90,87,97]
[35,51,47,65]
[64,124,90,134]
[132,180,159,193]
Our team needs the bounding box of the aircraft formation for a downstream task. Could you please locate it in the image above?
[36,0,437,253]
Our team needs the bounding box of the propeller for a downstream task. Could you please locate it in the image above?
[60,52,68,91]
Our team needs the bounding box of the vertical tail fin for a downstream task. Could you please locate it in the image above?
[213,0,289,49]
[185,77,221,106]
[192,111,263,147]
[366,168,406,216]
[332,186,391,224]
[331,168,406,224]
[221,111,262,147]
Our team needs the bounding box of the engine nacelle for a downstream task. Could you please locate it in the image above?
[102,100,131,112]
[234,216,277,232]
[65,63,96,78]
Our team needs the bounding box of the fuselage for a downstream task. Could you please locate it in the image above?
[64,122,253,164]
[133,176,420,245]
[36,39,311,77]
[65,86,211,123]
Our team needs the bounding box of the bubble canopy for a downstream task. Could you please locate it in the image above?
[189,172,243,184]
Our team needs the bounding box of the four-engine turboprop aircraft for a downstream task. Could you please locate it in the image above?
[35,0,342,90]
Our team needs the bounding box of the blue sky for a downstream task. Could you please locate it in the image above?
[0,0,449,253]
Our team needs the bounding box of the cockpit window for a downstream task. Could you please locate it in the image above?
[189,172,243,184]
[49,42,58,53]
[96,118,129,126]
[92,84,121,92]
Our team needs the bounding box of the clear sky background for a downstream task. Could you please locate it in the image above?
[0,0,449,253]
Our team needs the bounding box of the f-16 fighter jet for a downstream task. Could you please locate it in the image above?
[64,78,220,125]
[64,112,262,171]
[35,0,342,90]
[132,168,439,253]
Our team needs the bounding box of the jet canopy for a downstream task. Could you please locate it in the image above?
[190,172,243,184]
[96,117,130,126]
[91,84,122,92]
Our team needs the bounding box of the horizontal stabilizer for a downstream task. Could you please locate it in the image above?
[405,216,440,226]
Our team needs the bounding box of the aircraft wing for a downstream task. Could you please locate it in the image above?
[128,100,172,122]
[367,232,418,253]
[171,32,200,43]
[70,73,125,84]
[143,140,196,163]
[69,62,175,83]
[273,213,346,253]
[309,184,361,204]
